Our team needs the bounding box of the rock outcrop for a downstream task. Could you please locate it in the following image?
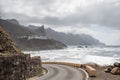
[0,26,42,80]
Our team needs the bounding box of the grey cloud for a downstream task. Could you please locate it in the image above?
[62,1,120,29]
[1,0,120,30]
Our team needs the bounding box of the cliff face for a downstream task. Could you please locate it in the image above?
[0,26,42,80]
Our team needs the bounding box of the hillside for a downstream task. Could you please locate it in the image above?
[27,25,105,46]
[0,19,67,50]
[45,28,105,46]
[0,19,34,37]
[16,38,66,50]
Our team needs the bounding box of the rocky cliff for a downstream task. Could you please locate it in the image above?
[0,26,42,80]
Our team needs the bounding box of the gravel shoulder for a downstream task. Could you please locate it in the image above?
[89,66,120,80]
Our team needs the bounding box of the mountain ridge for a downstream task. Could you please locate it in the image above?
[0,18,105,48]
[45,28,105,46]
[0,19,67,50]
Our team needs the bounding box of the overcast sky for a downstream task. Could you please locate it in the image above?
[0,0,120,45]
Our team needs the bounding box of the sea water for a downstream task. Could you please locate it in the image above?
[23,46,120,66]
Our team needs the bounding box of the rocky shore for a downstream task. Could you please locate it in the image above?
[82,63,120,80]
[89,65,120,80]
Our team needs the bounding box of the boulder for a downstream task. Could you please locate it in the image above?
[117,69,120,75]
[111,67,120,75]
[85,65,97,77]
[104,68,112,73]
[104,66,114,73]
[114,62,120,68]
[85,63,99,68]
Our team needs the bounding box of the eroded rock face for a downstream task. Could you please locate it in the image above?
[0,26,42,80]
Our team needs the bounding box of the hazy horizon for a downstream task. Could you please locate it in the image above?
[0,0,120,45]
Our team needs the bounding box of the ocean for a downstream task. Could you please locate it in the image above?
[23,46,120,66]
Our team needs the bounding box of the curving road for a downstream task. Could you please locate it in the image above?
[36,64,88,80]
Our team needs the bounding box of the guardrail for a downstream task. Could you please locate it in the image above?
[42,62,82,68]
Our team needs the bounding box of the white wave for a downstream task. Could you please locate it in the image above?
[23,46,120,66]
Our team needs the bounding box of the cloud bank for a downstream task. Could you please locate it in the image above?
[1,0,120,28]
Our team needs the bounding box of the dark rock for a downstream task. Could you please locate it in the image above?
[104,65,114,73]
[114,62,120,68]
[104,67,112,73]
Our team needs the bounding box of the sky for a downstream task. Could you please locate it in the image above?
[0,0,120,45]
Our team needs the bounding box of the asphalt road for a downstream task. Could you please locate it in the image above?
[36,64,88,80]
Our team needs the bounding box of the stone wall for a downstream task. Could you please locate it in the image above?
[27,56,42,78]
[0,54,27,80]
[0,53,42,80]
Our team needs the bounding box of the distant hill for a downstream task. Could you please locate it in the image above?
[27,25,105,46]
[16,38,66,50]
[0,19,67,50]
[7,19,20,25]
[0,18,104,48]
[0,19,34,37]
[45,28,105,45]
